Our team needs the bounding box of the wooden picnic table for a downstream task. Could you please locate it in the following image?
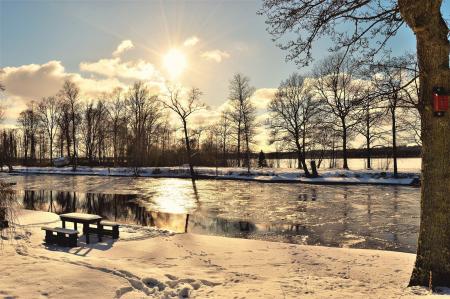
[60,213,102,244]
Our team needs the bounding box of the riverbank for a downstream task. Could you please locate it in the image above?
[4,166,419,186]
[1,210,448,298]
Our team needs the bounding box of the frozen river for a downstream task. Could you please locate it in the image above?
[5,174,420,253]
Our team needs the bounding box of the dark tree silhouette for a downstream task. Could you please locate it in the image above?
[163,85,205,179]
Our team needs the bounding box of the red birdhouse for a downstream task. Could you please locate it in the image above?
[433,87,448,117]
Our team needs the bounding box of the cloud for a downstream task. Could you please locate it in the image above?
[0,61,67,99]
[183,36,200,47]
[113,40,134,57]
[80,40,165,82]
[201,50,230,63]
[0,60,127,124]
[250,88,276,110]
[80,58,163,82]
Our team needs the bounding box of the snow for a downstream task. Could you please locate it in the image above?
[1,209,448,298]
[6,166,420,186]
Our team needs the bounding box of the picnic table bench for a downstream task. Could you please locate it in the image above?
[95,220,120,239]
[42,227,78,247]
[60,213,103,244]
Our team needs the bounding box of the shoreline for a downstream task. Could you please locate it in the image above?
[3,166,420,186]
[1,209,447,298]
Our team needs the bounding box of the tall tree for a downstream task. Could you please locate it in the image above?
[228,74,256,172]
[37,96,59,164]
[356,89,386,170]
[228,74,255,168]
[268,73,320,176]
[126,81,161,171]
[313,53,364,169]
[260,0,450,287]
[107,88,127,166]
[18,103,39,164]
[218,111,232,166]
[59,80,81,170]
[163,85,205,179]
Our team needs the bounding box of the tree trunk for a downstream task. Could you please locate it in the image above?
[71,108,77,171]
[342,120,349,169]
[49,136,53,166]
[391,107,398,178]
[245,129,251,174]
[237,121,241,167]
[310,160,318,177]
[399,0,450,288]
[366,108,372,169]
[183,121,195,179]
[296,140,311,177]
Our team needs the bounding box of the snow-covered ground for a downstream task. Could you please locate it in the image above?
[1,209,448,298]
[5,166,420,185]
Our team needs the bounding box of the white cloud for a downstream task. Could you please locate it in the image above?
[0,61,67,99]
[112,40,134,57]
[250,88,276,110]
[183,36,200,47]
[80,58,163,82]
[0,60,127,124]
[201,50,230,63]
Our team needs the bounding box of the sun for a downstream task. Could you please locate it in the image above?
[163,48,187,79]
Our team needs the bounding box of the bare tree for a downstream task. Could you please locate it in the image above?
[57,98,72,159]
[228,74,256,173]
[18,102,40,164]
[163,85,205,179]
[126,81,162,172]
[228,74,255,169]
[313,53,364,169]
[218,111,232,166]
[37,96,59,164]
[268,73,320,177]
[259,0,450,287]
[107,88,127,166]
[371,58,415,177]
[356,92,386,169]
[59,81,81,170]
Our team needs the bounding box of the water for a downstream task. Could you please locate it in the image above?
[6,174,420,253]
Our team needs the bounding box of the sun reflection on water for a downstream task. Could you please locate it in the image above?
[142,179,198,214]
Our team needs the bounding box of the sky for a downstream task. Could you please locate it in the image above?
[1,0,448,149]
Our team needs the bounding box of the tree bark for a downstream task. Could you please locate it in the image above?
[391,106,398,178]
[399,0,450,288]
[237,120,241,167]
[49,136,53,166]
[183,120,195,179]
[342,119,349,169]
[366,108,372,169]
[296,140,311,177]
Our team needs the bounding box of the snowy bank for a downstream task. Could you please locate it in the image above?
[5,166,420,186]
[1,209,448,298]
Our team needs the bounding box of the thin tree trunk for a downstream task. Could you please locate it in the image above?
[237,121,241,167]
[342,120,349,169]
[399,0,450,288]
[391,107,398,177]
[366,108,371,169]
[71,107,77,171]
[183,121,195,179]
[245,129,250,174]
[49,136,53,166]
[296,140,310,177]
